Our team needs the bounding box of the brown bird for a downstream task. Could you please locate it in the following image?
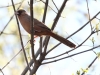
[16,9,76,48]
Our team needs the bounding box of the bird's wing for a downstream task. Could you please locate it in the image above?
[34,18,51,31]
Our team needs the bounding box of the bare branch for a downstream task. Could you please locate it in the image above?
[81,56,98,75]
[46,11,100,54]
[51,0,59,10]
[30,0,36,64]
[0,2,21,8]
[1,41,29,70]
[11,0,31,72]
[42,45,100,65]
[86,0,93,31]
[42,0,49,54]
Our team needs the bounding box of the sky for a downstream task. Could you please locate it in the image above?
[0,0,100,75]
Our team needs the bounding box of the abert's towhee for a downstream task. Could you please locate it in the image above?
[16,9,76,48]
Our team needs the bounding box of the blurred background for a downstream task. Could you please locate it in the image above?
[0,0,100,75]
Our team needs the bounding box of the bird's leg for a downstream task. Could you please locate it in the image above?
[30,35,39,44]
[34,35,38,38]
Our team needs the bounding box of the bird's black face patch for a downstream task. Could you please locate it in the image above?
[17,9,26,16]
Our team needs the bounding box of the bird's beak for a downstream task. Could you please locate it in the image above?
[15,11,19,15]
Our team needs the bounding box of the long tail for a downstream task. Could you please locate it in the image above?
[49,32,76,48]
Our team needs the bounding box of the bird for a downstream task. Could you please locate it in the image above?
[16,9,76,48]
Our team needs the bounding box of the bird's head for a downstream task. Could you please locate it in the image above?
[15,9,26,16]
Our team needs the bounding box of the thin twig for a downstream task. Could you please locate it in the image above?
[45,32,92,60]
[68,31,93,52]
[42,45,100,65]
[0,1,24,36]
[86,0,93,31]
[0,68,4,75]
[52,0,59,10]
[1,41,29,70]
[11,0,31,72]
[0,15,13,36]
[39,0,60,16]
[0,2,21,8]
[81,56,98,75]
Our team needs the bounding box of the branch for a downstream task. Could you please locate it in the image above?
[11,0,31,72]
[21,0,49,74]
[45,29,100,60]
[1,41,29,70]
[51,0,59,10]
[42,45,100,65]
[0,2,21,8]
[0,68,4,75]
[42,0,49,54]
[46,11,100,54]
[0,1,24,36]
[39,0,65,18]
[86,0,93,31]
[81,56,98,75]
[30,0,36,64]
[30,0,49,74]
[43,0,69,50]
[21,48,41,75]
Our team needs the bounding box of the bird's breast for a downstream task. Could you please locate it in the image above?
[18,16,31,33]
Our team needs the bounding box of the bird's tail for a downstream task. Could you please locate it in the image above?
[49,32,76,48]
